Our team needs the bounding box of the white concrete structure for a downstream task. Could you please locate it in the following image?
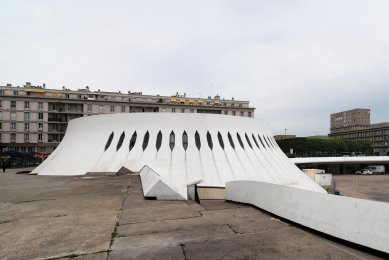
[226,180,389,253]
[32,113,325,198]
[139,165,185,200]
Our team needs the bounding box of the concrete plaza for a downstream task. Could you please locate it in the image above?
[0,169,388,259]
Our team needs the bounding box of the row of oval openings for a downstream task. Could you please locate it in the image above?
[105,131,277,152]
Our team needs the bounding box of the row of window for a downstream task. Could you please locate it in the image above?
[0,112,44,122]
[1,133,43,142]
[2,146,44,152]
[1,101,252,118]
[0,122,44,131]
[169,108,251,117]
[86,104,128,113]
[1,90,247,108]
[1,100,44,110]
[104,130,277,153]
[2,100,251,115]
[170,100,244,107]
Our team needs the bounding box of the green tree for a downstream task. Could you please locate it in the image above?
[276,137,371,157]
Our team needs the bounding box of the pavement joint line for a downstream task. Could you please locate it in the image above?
[198,205,248,212]
[118,215,202,226]
[106,175,132,260]
[116,215,203,228]
[115,223,233,238]
[114,224,292,247]
[0,203,13,211]
[16,198,55,204]
[226,223,240,234]
[44,250,109,260]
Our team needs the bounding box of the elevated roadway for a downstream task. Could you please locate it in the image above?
[291,156,389,165]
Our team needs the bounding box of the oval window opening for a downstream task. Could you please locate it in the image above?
[207,131,213,150]
[245,133,253,149]
[182,131,188,151]
[142,131,150,151]
[266,136,274,148]
[237,133,244,149]
[217,132,224,150]
[258,134,266,148]
[267,136,275,148]
[105,132,114,151]
[252,134,260,148]
[116,131,125,151]
[129,131,137,151]
[156,131,162,151]
[263,135,271,148]
[195,131,201,150]
[228,132,235,150]
[169,131,175,151]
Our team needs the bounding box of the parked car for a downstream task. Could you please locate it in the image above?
[355,169,373,175]
[367,165,385,174]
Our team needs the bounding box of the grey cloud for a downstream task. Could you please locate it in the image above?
[1,0,389,136]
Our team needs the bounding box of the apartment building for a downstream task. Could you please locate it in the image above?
[330,108,370,134]
[329,108,389,156]
[0,83,255,153]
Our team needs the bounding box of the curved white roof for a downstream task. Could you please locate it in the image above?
[32,113,325,198]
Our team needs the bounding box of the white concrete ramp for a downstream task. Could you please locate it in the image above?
[225,180,389,253]
[139,165,185,200]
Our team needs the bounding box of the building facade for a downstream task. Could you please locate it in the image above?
[0,83,255,153]
[330,108,370,134]
[329,108,389,156]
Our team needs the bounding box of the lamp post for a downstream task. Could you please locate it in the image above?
[284,128,287,140]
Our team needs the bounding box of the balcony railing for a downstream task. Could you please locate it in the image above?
[48,118,65,122]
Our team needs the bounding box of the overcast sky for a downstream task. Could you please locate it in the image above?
[1,1,389,136]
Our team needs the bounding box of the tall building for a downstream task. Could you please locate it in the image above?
[330,108,370,134]
[0,83,255,153]
[329,108,389,155]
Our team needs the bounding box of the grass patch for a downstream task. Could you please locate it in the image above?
[110,225,118,246]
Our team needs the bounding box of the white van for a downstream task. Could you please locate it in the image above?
[367,165,385,174]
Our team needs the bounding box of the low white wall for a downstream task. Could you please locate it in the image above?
[225,180,389,253]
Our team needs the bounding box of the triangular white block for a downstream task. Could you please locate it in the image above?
[139,165,185,200]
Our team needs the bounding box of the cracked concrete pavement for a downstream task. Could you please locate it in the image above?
[0,170,387,259]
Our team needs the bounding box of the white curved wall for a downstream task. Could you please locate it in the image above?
[32,113,325,197]
[226,180,389,253]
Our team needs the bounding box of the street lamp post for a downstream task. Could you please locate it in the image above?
[284,128,287,140]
